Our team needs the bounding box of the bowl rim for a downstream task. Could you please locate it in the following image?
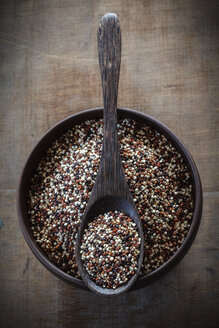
[17,107,203,291]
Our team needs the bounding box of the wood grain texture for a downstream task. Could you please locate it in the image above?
[96,13,124,199]
[0,0,218,327]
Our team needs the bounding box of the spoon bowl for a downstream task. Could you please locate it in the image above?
[75,195,144,295]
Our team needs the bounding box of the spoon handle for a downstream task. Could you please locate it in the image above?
[97,13,123,197]
[98,13,121,114]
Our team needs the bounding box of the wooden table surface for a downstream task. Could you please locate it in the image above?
[0,1,218,327]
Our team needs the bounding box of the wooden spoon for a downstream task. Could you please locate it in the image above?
[75,13,144,295]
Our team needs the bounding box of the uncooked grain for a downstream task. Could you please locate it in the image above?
[28,118,193,278]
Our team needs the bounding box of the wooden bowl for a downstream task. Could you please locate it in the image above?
[17,107,202,291]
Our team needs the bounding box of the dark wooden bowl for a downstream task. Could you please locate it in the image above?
[17,107,202,291]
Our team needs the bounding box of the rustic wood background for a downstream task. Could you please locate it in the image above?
[0,0,218,327]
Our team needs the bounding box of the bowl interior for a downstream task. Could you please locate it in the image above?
[17,107,202,290]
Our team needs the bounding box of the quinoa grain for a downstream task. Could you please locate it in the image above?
[28,118,193,278]
[80,211,141,289]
